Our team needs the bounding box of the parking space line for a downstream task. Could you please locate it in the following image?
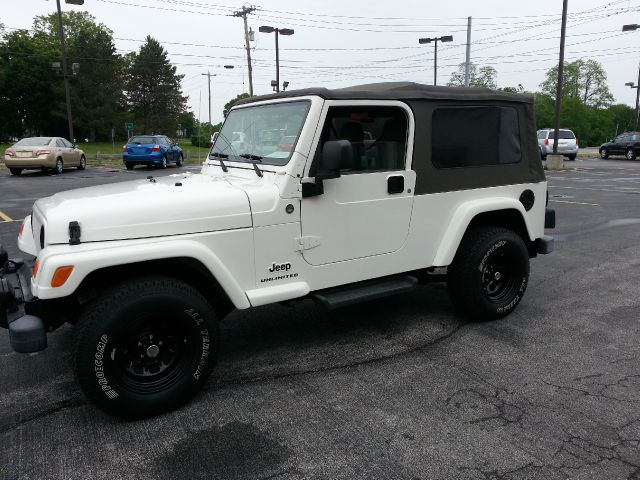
[0,210,14,222]
[549,185,640,195]
[549,199,600,206]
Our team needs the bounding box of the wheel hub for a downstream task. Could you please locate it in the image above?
[146,344,160,358]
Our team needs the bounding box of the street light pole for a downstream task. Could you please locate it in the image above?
[259,26,294,93]
[622,24,640,129]
[418,35,453,86]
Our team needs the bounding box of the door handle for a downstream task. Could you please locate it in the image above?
[387,175,404,194]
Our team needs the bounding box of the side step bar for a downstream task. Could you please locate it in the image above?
[311,275,418,309]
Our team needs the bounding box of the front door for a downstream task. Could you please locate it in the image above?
[300,102,415,266]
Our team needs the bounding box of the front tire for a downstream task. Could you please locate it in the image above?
[73,276,219,419]
[626,148,636,161]
[447,227,529,321]
[600,147,609,159]
[9,168,23,176]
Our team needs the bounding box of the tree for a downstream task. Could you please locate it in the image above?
[125,36,186,134]
[540,59,614,108]
[0,29,59,139]
[34,11,126,141]
[447,63,497,89]
[223,93,250,117]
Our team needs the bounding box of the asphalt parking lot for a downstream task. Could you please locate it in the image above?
[1,158,639,480]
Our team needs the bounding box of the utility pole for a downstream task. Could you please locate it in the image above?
[464,16,472,87]
[202,71,212,130]
[233,5,257,96]
[55,0,76,142]
[552,0,569,155]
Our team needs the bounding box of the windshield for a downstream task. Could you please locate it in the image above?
[15,137,51,147]
[129,136,157,145]
[212,100,310,166]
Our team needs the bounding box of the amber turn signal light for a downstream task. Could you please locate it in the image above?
[51,266,74,287]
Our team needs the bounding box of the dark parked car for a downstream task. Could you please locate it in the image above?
[599,132,640,161]
[122,135,183,170]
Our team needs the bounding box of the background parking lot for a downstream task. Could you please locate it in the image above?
[1,158,639,480]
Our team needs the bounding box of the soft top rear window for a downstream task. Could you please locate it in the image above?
[129,136,158,145]
[431,106,521,169]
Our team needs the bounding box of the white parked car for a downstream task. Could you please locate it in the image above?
[0,82,555,419]
[537,128,578,160]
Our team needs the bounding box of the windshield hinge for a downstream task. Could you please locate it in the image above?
[294,236,321,252]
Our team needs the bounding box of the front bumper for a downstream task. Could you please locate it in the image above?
[0,247,47,353]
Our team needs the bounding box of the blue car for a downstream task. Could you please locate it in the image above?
[122,135,183,170]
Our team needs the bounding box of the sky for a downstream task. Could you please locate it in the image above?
[3,0,640,125]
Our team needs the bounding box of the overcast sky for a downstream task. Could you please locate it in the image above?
[3,0,640,125]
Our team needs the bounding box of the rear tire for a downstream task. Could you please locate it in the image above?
[9,168,23,176]
[447,227,529,321]
[73,276,219,419]
[626,148,636,161]
[567,154,576,161]
[176,153,184,167]
[54,158,63,175]
[160,155,167,169]
[78,155,86,170]
[125,163,134,170]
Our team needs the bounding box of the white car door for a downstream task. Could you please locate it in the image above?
[300,101,415,266]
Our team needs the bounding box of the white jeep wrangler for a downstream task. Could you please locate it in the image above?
[0,82,555,418]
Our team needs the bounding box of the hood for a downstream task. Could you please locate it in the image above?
[34,173,252,245]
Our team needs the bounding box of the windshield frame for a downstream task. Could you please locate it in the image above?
[211,99,312,167]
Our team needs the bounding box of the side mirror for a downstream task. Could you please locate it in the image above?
[318,139,353,178]
[302,140,353,198]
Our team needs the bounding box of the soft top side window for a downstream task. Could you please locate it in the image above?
[313,105,409,175]
[431,106,521,169]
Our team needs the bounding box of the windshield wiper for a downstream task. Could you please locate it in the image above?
[209,151,228,172]
[239,154,263,177]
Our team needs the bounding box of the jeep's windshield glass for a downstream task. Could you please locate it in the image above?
[212,100,310,166]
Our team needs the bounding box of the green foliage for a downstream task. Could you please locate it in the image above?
[190,122,221,146]
[223,93,250,117]
[125,36,187,135]
[540,59,614,108]
[447,63,497,89]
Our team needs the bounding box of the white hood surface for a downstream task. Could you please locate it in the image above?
[34,173,253,245]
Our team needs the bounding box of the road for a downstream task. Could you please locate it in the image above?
[1,159,639,479]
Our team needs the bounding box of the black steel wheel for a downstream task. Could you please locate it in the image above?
[447,227,529,320]
[74,276,219,419]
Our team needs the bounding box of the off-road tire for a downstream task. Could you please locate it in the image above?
[600,147,609,159]
[78,155,86,170]
[176,153,184,167]
[447,227,529,321]
[73,276,219,419]
[9,168,23,176]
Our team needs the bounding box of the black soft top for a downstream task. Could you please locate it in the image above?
[237,81,533,105]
